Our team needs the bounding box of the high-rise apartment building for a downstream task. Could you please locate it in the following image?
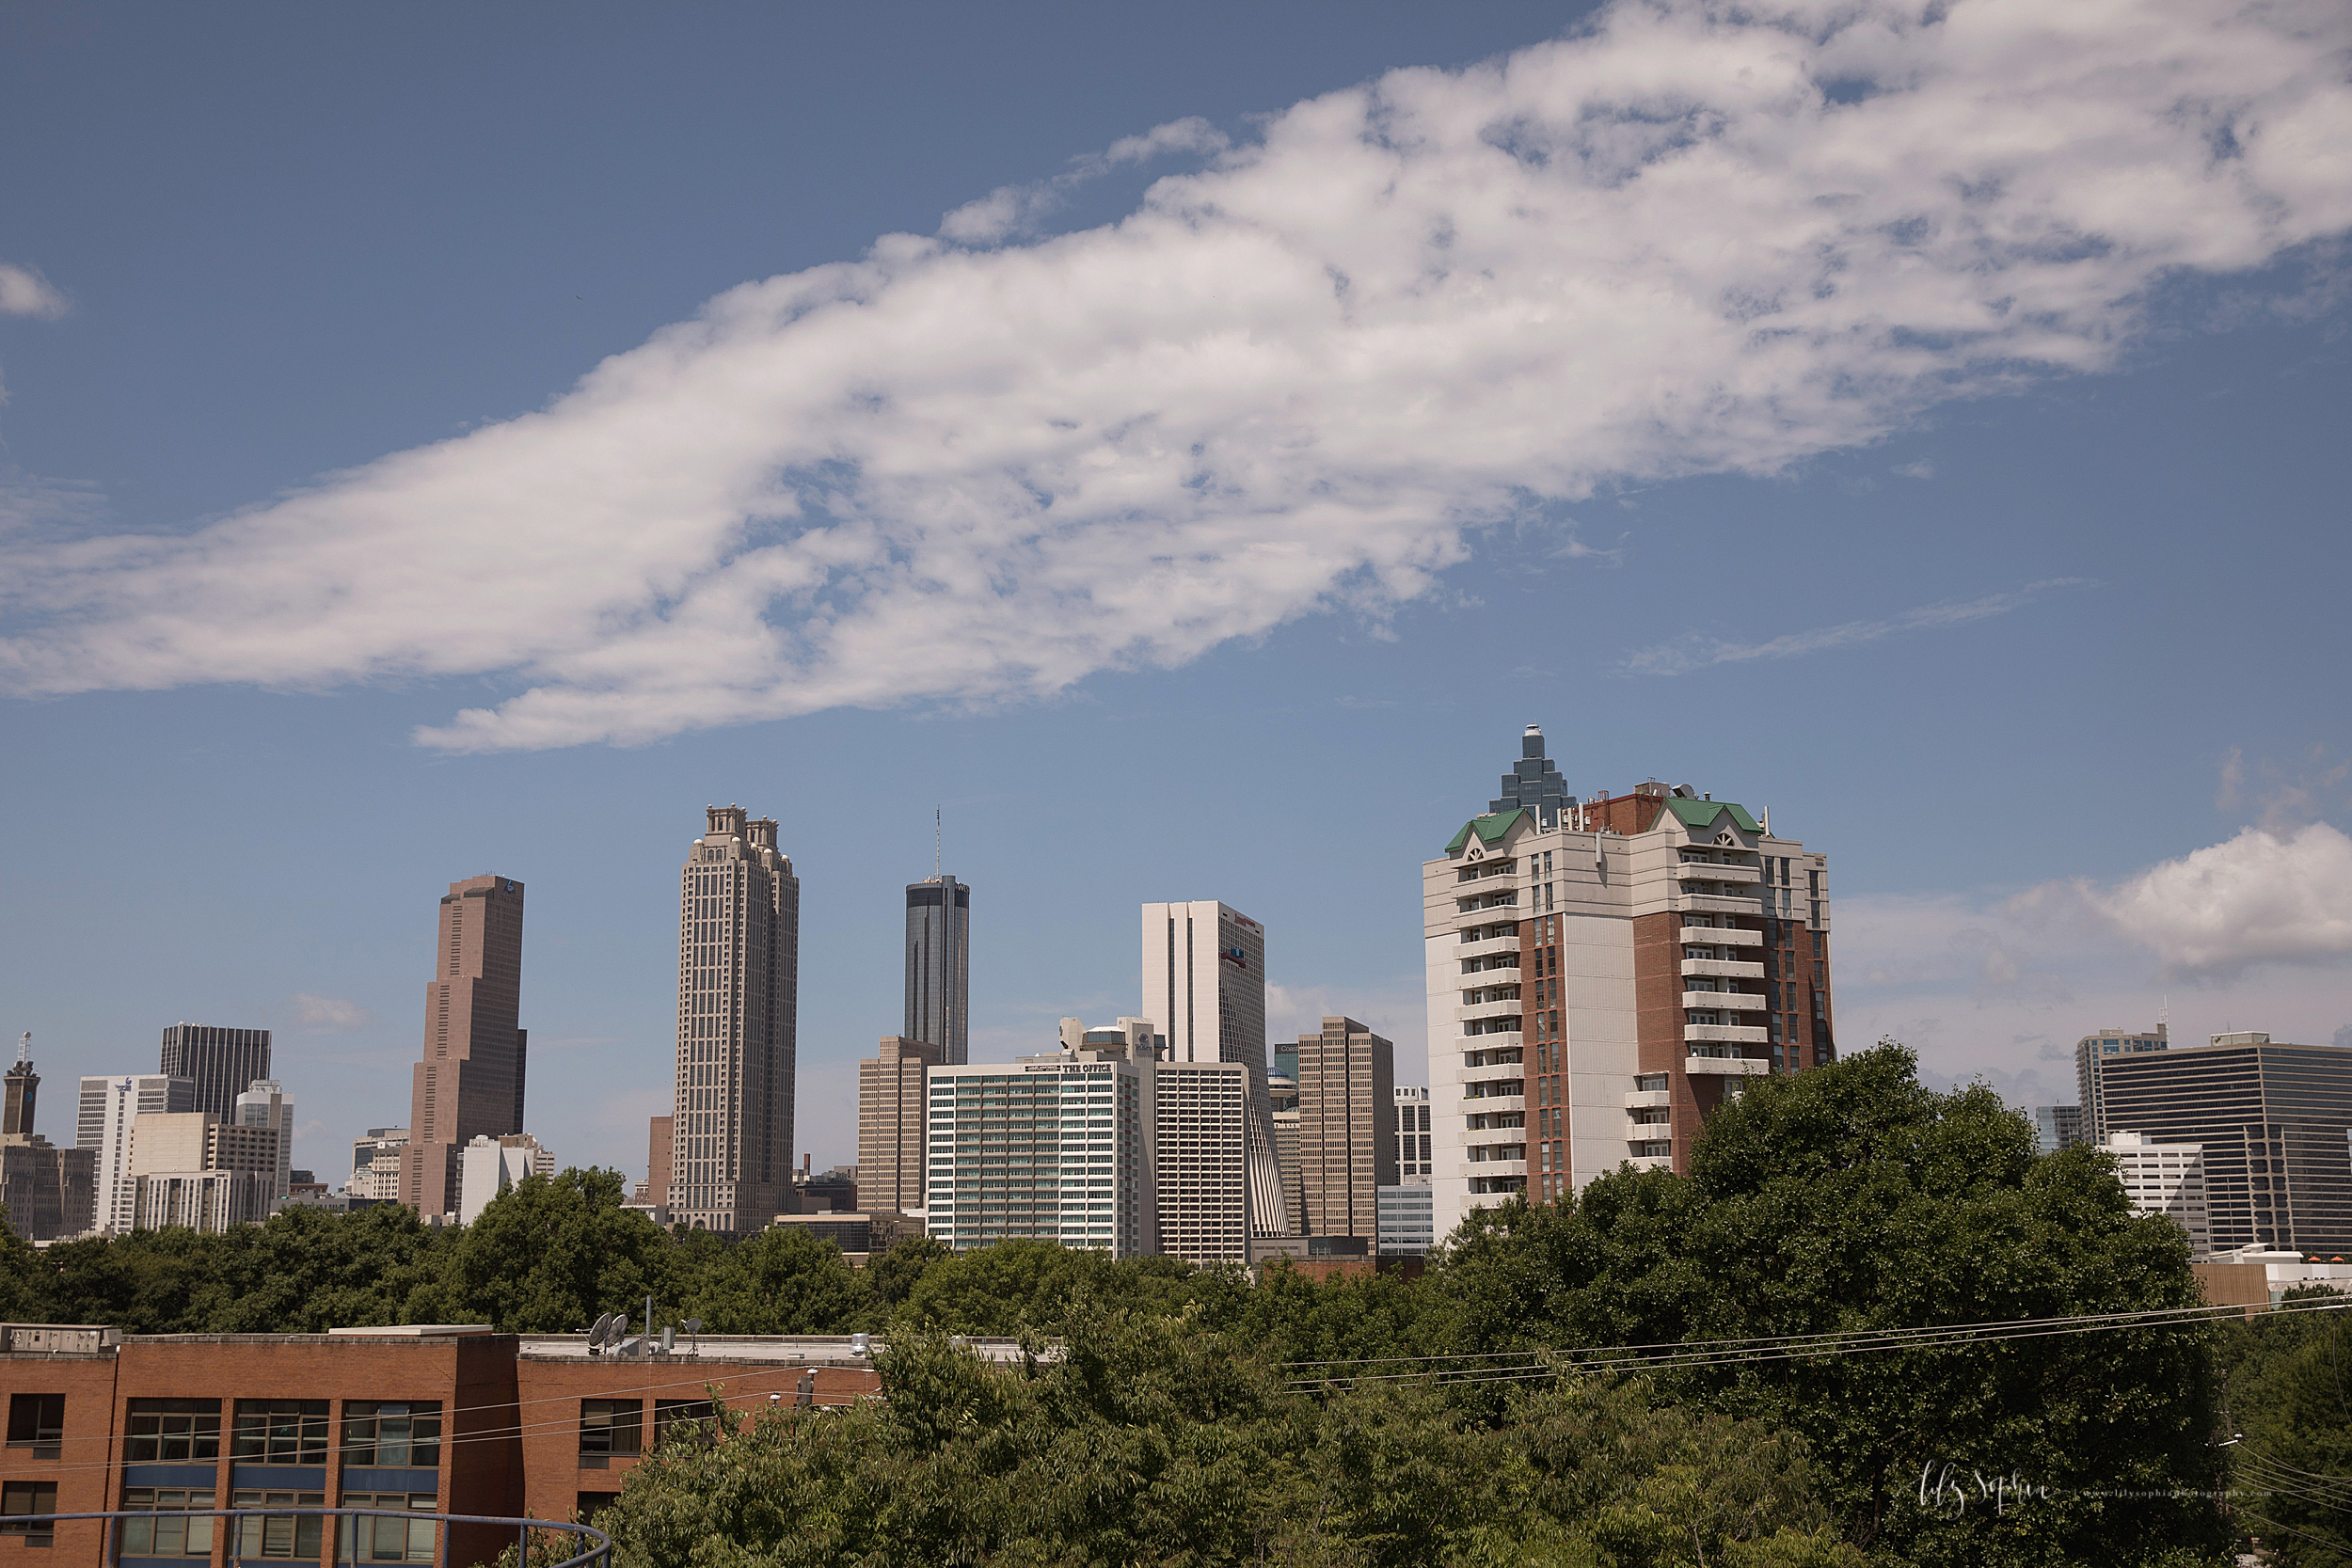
[671,806,800,1235]
[400,875,528,1217]
[78,1073,196,1232]
[905,876,971,1065]
[1152,1057,1250,1265]
[158,1023,270,1123]
[1425,726,1835,1243]
[858,1036,940,1215]
[1393,1085,1432,1180]
[925,1054,1152,1256]
[1292,1017,1396,1240]
[346,1127,407,1201]
[1140,900,1290,1235]
[2076,1023,2168,1140]
[2098,1032,2352,1255]
[0,1042,95,1243]
[2101,1131,2211,1256]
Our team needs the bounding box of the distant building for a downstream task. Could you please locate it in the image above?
[2076,1023,2168,1141]
[235,1080,295,1198]
[793,1162,859,1214]
[926,1054,1152,1257]
[671,806,799,1235]
[1152,1058,1251,1266]
[2099,1032,2352,1255]
[1141,900,1290,1236]
[1393,1086,1432,1181]
[127,1104,284,1231]
[858,1036,939,1217]
[158,1023,270,1123]
[401,875,530,1218]
[642,1117,673,1210]
[458,1133,553,1225]
[1292,1018,1396,1242]
[2102,1132,2210,1256]
[2033,1104,2086,1155]
[347,1127,408,1201]
[1269,1055,1302,1231]
[1375,1183,1436,1256]
[0,1042,95,1243]
[79,1074,195,1231]
[905,876,971,1066]
[1428,725,1835,1243]
[132,1169,277,1231]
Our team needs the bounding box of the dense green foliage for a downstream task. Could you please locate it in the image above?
[2215,1286,2352,1564]
[0,1043,2287,1565]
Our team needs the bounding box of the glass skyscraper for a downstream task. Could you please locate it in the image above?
[904,876,970,1065]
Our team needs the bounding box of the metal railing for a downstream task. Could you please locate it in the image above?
[0,1507,612,1568]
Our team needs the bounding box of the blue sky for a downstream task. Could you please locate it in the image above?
[4,1,2349,1186]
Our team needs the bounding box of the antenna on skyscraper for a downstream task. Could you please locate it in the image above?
[14,1033,25,1066]
[935,805,942,879]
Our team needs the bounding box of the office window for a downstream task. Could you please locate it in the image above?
[339,1494,436,1563]
[2,1481,58,1545]
[579,1402,643,1466]
[5,1394,63,1459]
[342,1402,441,1469]
[652,1401,716,1449]
[233,1401,329,1465]
[118,1488,215,1557]
[232,1490,324,1560]
[125,1399,220,1463]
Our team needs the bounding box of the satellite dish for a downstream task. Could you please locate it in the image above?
[683,1318,702,1335]
[602,1317,626,1351]
[589,1313,615,1347]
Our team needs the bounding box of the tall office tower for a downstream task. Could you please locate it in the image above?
[1393,1085,1432,1180]
[1425,725,1835,1244]
[2101,1132,2211,1256]
[1490,722,1576,829]
[671,806,800,1235]
[399,875,529,1217]
[1268,1053,1302,1232]
[858,1036,940,1216]
[2099,1031,2352,1255]
[2032,1104,2087,1155]
[1140,900,1291,1235]
[925,1053,1152,1255]
[1152,1058,1251,1264]
[235,1080,295,1198]
[2075,1023,2168,1140]
[158,1023,271,1122]
[78,1073,195,1232]
[0,1042,96,1242]
[346,1127,408,1201]
[905,876,971,1065]
[125,1108,285,1232]
[1292,1017,1397,1240]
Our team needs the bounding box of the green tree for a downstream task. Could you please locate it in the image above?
[435,1167,676,1332]
[2226,1299,2352,1565]
[682,1224,871,1334]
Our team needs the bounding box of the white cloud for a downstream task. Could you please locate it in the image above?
[3,0,2348,751]
[2081,822,2352,978]
[1621,577,2089,676]
[0,264,67,321]
[291,992,371,1032]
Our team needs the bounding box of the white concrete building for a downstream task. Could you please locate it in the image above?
[1425,726,1836,1244]
[1141,900,1291,1236]
[926,1055,1152,1257]
[347,1127,408,1200]
[1393,1085,1431,1181]
[235,1079,295,1199]
[130,1168,278,1233]
[1376,1183,1435,1256]
[76,1073,194,1233]
[458,1132,552,1224]
[2103,1132,2211,1256]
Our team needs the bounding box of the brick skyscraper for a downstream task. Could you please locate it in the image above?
[671,806,799,1235]
[400,874,528,1217]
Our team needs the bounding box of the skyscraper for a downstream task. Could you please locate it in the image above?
[158,1023,271,1123]
[905,876,970,1065]
[1140,900,1291,1236]
[2074,1022,2168,1140]
[78,1073,195,1231]
[671,805,800,1235]
[1,1040,96,1243]
[858,1036,939,1216]
[1425,724,1836,1244]
[399,875,528,1217]
[1292,1017,1397,1240]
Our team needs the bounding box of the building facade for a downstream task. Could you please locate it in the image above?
[1140,900,1289,1236]
[1425,726,1835,1243]
[857,1036,939,1217]
[1151,1058,1250,1265]
[1375,1183,1436,1257]
[2102,1131,2211,1256]
[234,1081,295,1200]
[129,1169,278,1231]
[0,1044,94,1243]
[2098,1033,2352,1255]
[903,877,970,1066]
[671,807,800,1236]
[400,876,528,1218]
[156,1024,270,1124]
[1291,1018,1396,1241]
[346,1128,408,1202]
[77,1076,195,1233]
[457,1134,553,1225]
[2076,1023,2168,1141]
[924,1056,1152,1257]
[1392,1086,1432,1181]
[2033,1104,2087,1155]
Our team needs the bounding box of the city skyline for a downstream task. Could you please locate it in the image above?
[3,3,2348,1188]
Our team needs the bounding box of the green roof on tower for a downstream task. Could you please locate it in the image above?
[1662,797,1764,834]
[1444,808,1532,854]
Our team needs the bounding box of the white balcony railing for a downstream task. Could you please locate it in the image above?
[1454,997,1525,1023]
[1674,893,1762,916]
[1624,1117,1673,1141]
[1676,861,1760,882]
[1685,1023,1769,1045]
[1458,1158,1529,1179]
[1622,1088,1670,1109]
[1462,1094,1526,1113]
[1680,926,1762,947]
[1684,1054,1769,1076]
[1626,1154,1674,1172]
[1454,1060,1528,1085]
[1459,960,1521,982]
[1455,935,1521,961]
[1681,990,1766,1012]
[1679,958,1766,980]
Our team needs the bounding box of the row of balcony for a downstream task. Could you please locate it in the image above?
[1680,957,1765,980]
[1682,989,1766,1011]
[1681,925,1762,947]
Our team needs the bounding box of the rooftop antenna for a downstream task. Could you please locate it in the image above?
[14,1032,26,1066]
[935,805,942,879]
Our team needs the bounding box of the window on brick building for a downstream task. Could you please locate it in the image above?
[6,1394,63,1459]
[231,1490,324,1559]
[125,1399,219,1463]
[232,1401,328,1465]
[342,1402,441,1469]
[653,1401,717,1449]
[579,1402,643,1466]
[118,1487,213,1557]
[2,1481,59,1545]
[339,1494,437,1562]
